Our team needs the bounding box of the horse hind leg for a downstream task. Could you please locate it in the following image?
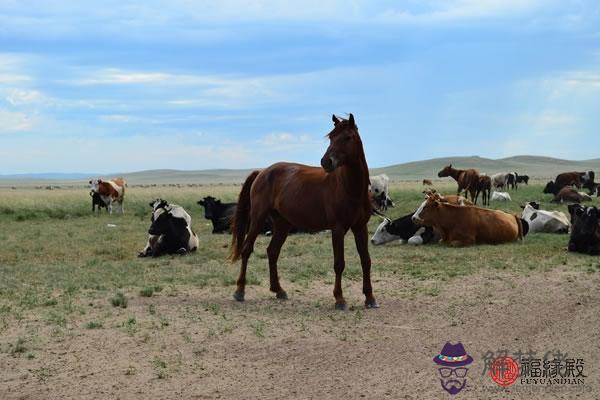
[233,211,269,302]
[267,216,291,300]
[352,224,378,309]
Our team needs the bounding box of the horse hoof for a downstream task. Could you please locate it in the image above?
[365,301,380,309]
[233,291,245,302]
[276,292,288,300]
[335,303,347,311]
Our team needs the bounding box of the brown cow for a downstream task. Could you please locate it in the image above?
[475,175,492,206]
[551,187,592,203]
[89,177,127,214]
[544,172,587,195]
[422,179,433,186]
[437,164,480,203]
[412,193,524,247]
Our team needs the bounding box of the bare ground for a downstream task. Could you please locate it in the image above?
[1,267,599,400]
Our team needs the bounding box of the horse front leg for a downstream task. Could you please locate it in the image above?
[267,219,290,300]
[331,227,347,310]
[352,223,378,309]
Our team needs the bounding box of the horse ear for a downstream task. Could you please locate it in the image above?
[332,114,340,125]
[348,113,355,127]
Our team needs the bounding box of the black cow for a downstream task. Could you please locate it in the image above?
[516,175,529,185]
[371,212,436,245]
[197,196,237,233]
[582,171,596,194]
[567,204,600,255]
[90,190,108,212]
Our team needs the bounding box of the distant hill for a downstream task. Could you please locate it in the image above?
[3,155,600,186]
[371,155,600,181]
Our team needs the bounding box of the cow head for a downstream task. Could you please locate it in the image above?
[89,179,101,191]
[197,196,219,219]
[543,181,557,195]
[321,114,361,173]
[437,165,452,178]
[412,193,442,225]
[371,218,396,245]
[520,201,540,210]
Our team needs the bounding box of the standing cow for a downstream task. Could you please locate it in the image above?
[369,174,394,211]
[89,177,126,214]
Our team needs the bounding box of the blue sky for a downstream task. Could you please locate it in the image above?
[0,0,599,173]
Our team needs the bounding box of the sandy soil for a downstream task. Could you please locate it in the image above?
[1,267,598,400]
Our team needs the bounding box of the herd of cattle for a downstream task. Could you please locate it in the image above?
[87,166,600,258]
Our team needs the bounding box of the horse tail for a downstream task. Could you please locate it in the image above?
[229,170,260,262]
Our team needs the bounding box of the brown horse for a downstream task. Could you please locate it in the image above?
[230,114,377,310]
[437,164,480,203]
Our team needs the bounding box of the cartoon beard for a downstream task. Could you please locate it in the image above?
[440,378,466,395]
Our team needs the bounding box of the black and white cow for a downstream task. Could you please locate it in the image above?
[568,204,600,255]
[371,212,436,245]
[506,172,519,190]
[90,190,108,213]
[197,196,236,233]
[138,199,198,257]
[520,201,569,234]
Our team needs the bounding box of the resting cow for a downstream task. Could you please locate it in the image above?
[412,193,527,247]
[371,214,436,246]
[89,177,126,214]
[551,187,592,203]
[520,202,569,234]
[544,171,595,195]
[139,199,198,257]
[371,193,470,245]
[568,205,600,255]
[491,191,511,201]
[198,196,237,233]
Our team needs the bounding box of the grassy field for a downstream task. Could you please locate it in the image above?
[0,182,599,399]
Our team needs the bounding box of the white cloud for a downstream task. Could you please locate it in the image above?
[0,108,32,133]
[4,88,48,105]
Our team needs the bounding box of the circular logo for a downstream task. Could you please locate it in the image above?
[489,357,519,387]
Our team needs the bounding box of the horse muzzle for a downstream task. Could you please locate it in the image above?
[321,156,337,173]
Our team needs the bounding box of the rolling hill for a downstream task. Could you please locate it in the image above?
[3,155,600,186]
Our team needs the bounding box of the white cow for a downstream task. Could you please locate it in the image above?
[369,174,393,211]
[491,173,509,190]
[521,202,570,233]
[491,191,512,201]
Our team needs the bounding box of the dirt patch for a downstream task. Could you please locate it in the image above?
[1,268,598,399]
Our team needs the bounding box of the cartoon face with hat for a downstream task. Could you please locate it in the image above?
[433,342,474,395]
